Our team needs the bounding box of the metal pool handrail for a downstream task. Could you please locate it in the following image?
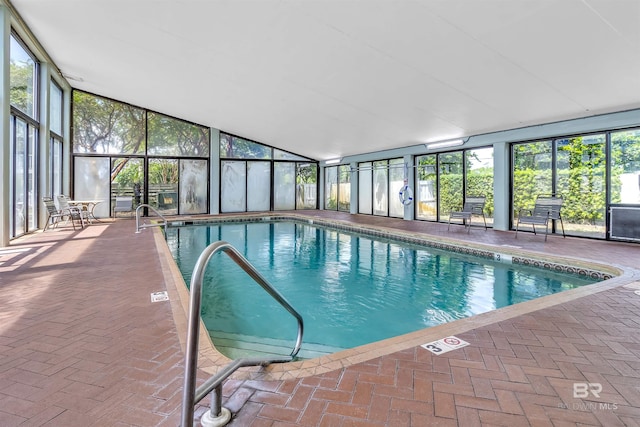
[181,241,304,427]
[135,204,167,233]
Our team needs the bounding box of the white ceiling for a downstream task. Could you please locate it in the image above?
[11,0,640,161]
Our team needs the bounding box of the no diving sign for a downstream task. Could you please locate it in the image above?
[421,336,469,355]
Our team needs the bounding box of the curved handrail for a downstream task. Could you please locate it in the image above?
[181,241,304,427]
[135,204,168,233]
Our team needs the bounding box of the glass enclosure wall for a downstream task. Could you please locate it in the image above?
[511,129,640,239]
[358,162,373,215]
[50,81,63,198]
[611,129,640,205]
[416,147,494,224]
[324,165,350,211]
[219,133,318,212]
[9,34,39,239]
[72,90,210,217]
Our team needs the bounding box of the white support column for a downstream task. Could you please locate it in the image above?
[492,142,510,231]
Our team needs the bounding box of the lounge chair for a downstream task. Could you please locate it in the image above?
[113,196,133,217]
[448,196,487,232]
[515,194,565,241]
[43,196,84,230]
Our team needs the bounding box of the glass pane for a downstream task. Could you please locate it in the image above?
[438,152,463,222]
[296,162,317,209]
[274,162,295,210]
[610,128,640,204]
[219,133,272,159]
[248,161,271,211]
[73,91,145,155]
[111,158,145,213]
[416,155,437,221]
[10,35,36,118]
[512,141,552,228]
[338,165,351,212]
[149,159,178,215]
[73,157,111,218]
[325,166,338,210]
[221,161,247,212]
[50,81,63,135]
[373,161,388,216]
[556,134,606,238]
[51,138,62,197]
[466,147,494,226]
[389,158,404,218]
[147,112,209,157]
[180,159,208,214]
[27,126,37,231]
[274,149,311,161]
[13,119,26,236]
[358,162,372,214]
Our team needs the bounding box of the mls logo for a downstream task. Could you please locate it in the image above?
[573,383,602,398]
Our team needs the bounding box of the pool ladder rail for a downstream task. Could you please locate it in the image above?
[134,204,168,233]
[181,241,304,427]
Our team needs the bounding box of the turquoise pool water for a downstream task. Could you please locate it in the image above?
[166,220,598,358]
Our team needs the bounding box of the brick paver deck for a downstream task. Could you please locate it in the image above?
[1,213,639,426]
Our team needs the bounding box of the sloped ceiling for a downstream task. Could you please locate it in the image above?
[10,0,640,160]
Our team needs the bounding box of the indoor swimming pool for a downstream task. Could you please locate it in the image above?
[165,218,600,359]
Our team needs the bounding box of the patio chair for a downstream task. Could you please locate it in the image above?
[515,194,565,241]
[43,196,83,230]
[57,195,89,227]
[113,196,133,217]
[448,196,487,232]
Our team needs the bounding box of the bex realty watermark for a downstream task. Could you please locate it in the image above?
[557,383,618,411]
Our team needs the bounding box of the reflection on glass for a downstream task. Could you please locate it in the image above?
[373,161,388,216]
[274,162,295,210]
[416,155,437,221]
[358,162,372,214]
[221,161,247,213]
[74,157,111,218]
[248,161,271,211]
[389,158,404,218]
[180,159,208,214]
[50,81,63,135]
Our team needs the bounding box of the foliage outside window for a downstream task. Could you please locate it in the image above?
[9,35,37,119]
[438,152,463,221]
[220,133,272,159]
[416,155,437,220]
[147,112,209,157]
[73,91,145,154]
[296,163,318,209]
[610,129,640,204]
